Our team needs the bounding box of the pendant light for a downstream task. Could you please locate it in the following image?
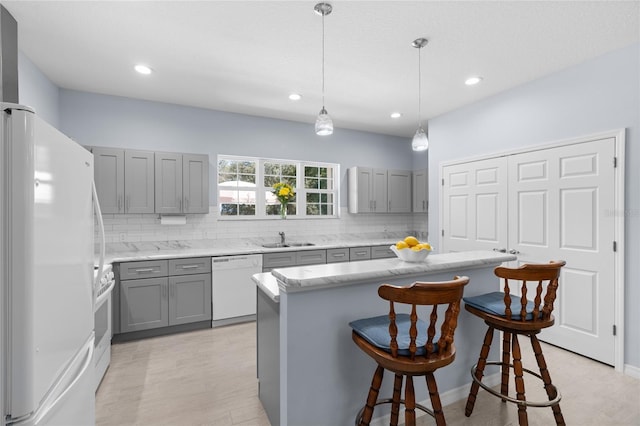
[411,38,429,151]
[314,2,333,136]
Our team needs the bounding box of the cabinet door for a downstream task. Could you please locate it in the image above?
[93,147,124,214]
[387,169,411,213]
[120,277,168,332]
[370,245,395,259]
[155,152,183,214]
[348,167,373,213]
[124,150,155,213]
[412,169,428,213]
[371,169,388,212]
[169,273,212,326]
[183,154,209,214]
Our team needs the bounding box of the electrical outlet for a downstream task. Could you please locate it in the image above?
[119,233,126,242]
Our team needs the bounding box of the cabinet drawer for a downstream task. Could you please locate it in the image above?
[168,257,211,276]
[371,245,395,259]
[326,248,349,263]
[119,260,168,280]
[295,250,327,266]
[263,252,297,269]
[349,246,371,261]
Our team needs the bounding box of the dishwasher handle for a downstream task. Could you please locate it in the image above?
[212,255,262,270]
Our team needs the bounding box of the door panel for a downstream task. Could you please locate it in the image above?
[442,157,508,253]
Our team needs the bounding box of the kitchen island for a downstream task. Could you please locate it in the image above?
[253,250,516,426]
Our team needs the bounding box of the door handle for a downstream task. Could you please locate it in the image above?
[493,248,507,253]
[185,197,189,212]
[509,249,520,255]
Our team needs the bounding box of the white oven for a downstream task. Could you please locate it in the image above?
[94,263,114,391]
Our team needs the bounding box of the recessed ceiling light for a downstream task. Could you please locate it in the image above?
[390,112,402,119]
[289,93,302,101]
[465,76,483,86]
[134,64,152,75]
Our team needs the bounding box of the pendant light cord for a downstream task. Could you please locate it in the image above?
[321,10,326,109]
[417,46,422,128]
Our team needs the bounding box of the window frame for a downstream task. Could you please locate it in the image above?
[217,154,340,220]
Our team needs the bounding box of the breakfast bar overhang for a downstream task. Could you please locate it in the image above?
[253,250,517,426]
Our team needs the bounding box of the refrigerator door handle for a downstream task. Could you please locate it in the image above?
[8,334,95,426]
[93,181,105,290]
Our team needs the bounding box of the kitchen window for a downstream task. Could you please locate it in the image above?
[217,155,339,219]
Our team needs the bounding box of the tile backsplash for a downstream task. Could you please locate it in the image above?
[97,206,428,244]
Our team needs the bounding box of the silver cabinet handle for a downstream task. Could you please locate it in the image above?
[135,268,154,273]
[118,196,123,212]
[333,253,345,258]
[509,249,520,255]
[389,200,391,210]
[422,200,426,210]
[355,251,367,255]
[493,248,507,253]
[373,200,376,211]
[185,197,189,212]
[180,265,199,269]
[126,196,130,212]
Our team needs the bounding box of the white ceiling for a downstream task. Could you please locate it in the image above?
[3,1,639,137]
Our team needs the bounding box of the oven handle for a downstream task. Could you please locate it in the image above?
[95,279,115,308]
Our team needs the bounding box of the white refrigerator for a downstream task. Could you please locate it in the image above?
[1,103,96,425]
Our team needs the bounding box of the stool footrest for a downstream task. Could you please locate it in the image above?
[355,398,434,425]
[470,361,562,408]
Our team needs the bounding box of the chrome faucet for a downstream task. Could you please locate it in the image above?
[279,231,286,245]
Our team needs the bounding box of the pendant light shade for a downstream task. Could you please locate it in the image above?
[314,2,333,136]
[411,37,429,151]
[412,125,428,151]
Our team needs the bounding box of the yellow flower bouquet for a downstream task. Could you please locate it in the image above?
[272,182,296,218]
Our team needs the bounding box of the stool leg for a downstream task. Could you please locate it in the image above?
[501,331,511,402]
[404,376,416,426]
[426,372,446,426]
[390,374,403,426]
[530,335,565,425]
[511,333,528,426]
[465,326,495,416]
[359,365,384,426]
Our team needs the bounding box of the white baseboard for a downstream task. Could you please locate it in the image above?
[624,363,640,380]
[369,373,500,426]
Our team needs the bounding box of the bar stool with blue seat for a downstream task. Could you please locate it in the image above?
[349,276,470,426]
[463,261,566,426]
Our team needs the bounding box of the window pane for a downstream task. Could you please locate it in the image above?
[319,167,327,178]
[305,178,318,189]
[283,176,297,187]
[264,163,280,175]
[321,205,328,215]
[266,205,280,215]
[239,204,256,215]
[306,204,319,215]
[239,174,255,184]
[264,175,279,187]
[326,178,333,190]
[218,173,237,184]
[304,166,317,177]
[218,160,237,174]
[319,179,327,189]
[282,164,296,176]
[286,204,296,215]
[320,193,327,203]
[238,161,255,174]
[220,204,237,216]
[307,193,319,203]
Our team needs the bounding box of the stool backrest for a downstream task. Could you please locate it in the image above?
[378,276,469,360]
[494,261,566,322]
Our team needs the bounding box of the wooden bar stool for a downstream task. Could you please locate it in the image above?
[463,261,566,426]
[349,276,469,426]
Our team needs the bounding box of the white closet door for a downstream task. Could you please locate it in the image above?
[508,139,616,364]
[442,157,508,253]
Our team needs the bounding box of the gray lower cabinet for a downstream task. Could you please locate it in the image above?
[349,246,371,261]
[117,258,212,335]
[371,244,395,259]
[326,248,349,263]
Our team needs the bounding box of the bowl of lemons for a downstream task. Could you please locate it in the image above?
[390,236,432,262]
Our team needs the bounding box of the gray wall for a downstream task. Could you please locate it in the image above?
[17,51,59,127]
[57,89,413,207]
[428,43,640,370]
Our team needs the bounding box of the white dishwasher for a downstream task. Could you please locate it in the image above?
[211,254,263,327]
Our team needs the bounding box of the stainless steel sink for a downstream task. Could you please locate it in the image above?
[261,242,315,248]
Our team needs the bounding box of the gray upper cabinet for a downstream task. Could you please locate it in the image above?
[93,147,154,214]
[348,167,388,213]
[124,150,155,213]
[93,147,124,214]
[348,166,410,213]
[412,168,428,213]
[387,169,411,213]
[156,152,209,214]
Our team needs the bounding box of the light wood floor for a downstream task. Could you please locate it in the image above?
[96,322,640,426]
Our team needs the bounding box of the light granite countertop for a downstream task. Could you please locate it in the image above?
[267,250,516,297]
[101,233,410,264]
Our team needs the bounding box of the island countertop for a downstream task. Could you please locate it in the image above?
[270,250,516,293]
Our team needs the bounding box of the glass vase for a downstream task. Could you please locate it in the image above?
[280,203,287,219]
